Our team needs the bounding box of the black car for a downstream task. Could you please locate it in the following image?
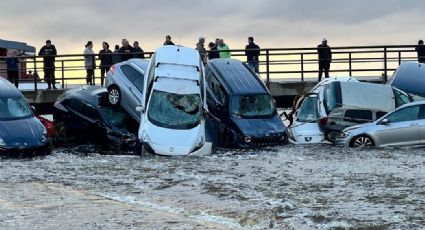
[205,59,287,148]
[53,86,139,152]
[0,77,50,156]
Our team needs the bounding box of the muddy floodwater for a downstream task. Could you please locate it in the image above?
[0,145,424,229]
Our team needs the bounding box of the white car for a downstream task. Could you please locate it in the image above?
[288,77,358,144]
[137,45,212,156]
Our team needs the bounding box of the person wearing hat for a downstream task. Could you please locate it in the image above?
[416,40,425,63]
[38,40,57,89]
[317,38,332,81]
[84,41,95,85]
[196,37,207,64]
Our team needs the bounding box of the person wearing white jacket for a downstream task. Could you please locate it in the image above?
[84,41,95,85]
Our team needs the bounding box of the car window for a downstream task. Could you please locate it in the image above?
[120,65,143,83]
[67,99,85,114]
[376,111,387,119]
[324,83,338,114]
[296,96,318,123]
[207,70,227,106]
[132,77,144,94]
[85,105,100,120]
[393,88,411,108]
[343,110,372,123]
[386,105,420,123]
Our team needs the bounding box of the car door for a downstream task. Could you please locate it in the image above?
[374,105,421,146]
[416,105,425,144]
[64,99,92,138]
[120,64,144,119]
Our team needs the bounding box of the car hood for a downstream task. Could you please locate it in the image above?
[140,120,204,156]
[342,122,374,133]
[233,115,286,136]
[0,117,45,148]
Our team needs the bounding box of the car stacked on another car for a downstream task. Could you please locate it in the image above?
[0,77,50,155]
[106,59,149,122]
[53,86,139,152]
[205,59,287,148]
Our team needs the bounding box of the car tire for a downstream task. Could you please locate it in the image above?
[108,86,121,107]
[136,141,147,157]
[325,130,339,143]
[350,135,375,148]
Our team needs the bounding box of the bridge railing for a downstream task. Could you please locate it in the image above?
[0,45,422,91]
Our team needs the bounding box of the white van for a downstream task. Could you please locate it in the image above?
[137,46,212,156]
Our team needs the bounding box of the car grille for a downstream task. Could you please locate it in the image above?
[250,135,283,146]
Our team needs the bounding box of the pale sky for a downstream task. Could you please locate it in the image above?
[1,0,424,54]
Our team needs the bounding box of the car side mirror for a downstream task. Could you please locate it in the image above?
[380,118,390,125]
[136,105,144,113]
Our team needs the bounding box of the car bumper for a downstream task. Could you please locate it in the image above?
[334,137,351,147]
[0,144,51,156]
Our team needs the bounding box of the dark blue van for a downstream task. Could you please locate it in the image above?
[205,59,287,147]
[0,77,49,155]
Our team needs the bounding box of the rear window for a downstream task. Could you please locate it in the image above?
[343,110,373,123]
[296,96,318,123]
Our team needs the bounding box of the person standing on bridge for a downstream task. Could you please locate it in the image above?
[196,37,207,65]
[38,40,57,89]
[5,52,20,88]
[133,41,145,59]
[317,38,332,82]
[119,39,133,61]
[84,41,95,85]
[217,39,231,59]
[99,42,112,87]
[245,37,260,74]
[112,45,121,64]
[164,35,175,46]
[416,40,425,63]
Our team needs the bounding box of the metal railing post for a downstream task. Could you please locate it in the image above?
[300,53,304,81]
[33,57,38,91]
[349,52,352,76]
[61,60,65,89]
[383,47,388,82]
[398,51,401,65]
[92,54,96,85]
[266,49,270,88]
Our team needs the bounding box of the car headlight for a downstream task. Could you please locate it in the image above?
[141,130,151,142]
[340,131,350,138]
[0,137,6,146]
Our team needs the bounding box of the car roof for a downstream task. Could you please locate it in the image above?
[208,59,268,95]
[0,77,22,97]
[62,86,107,106]
[387,61,425,97]
[153,45,201,68]
[115,59,149,72]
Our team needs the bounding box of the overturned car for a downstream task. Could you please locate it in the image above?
[53,86,139,152]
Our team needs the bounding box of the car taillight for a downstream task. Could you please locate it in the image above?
[319,117,329,126]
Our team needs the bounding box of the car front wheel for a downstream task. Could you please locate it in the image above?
[350,135,375,148]
[108,86,121,106]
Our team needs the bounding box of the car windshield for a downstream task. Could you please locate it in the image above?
[297,96,319,123]
[393,88,411,108]
[231,94,276,118]
[148,90,202,129]
[99,107,138,134]
[0,96,32,120]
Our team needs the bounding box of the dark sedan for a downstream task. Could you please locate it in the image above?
[53,86,139,152]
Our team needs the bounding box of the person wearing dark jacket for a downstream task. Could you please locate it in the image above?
[132,41,145,59]
[38,40,57,89]
[119,39,134,61]
[245,37,260,74]
[5,53,20,88]
[164,35,175,46]
[112,45,121,64]
[317,38,332,81]
[208,42,219,60]
[99,41,112,86]
[416,40,425,63]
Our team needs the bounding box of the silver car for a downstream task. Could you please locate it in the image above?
[336,101,425,147]
[105,59,149,122]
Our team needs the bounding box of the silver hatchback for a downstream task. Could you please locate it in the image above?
[105,59,149,122]
[336,101,425,148]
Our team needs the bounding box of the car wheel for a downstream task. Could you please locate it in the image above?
[108,86,121,106]
[136,141,147,157]
[350,135,375,148]
[325,130,339,142]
